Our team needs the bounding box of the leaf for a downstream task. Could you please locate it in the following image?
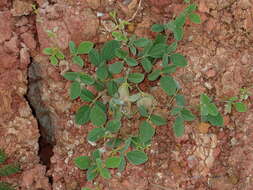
[125,57,138,66]
[148,69,161,81]
[106,120,121,133]
[173,116,184,137]
[171,107,183,115]
[162,54,169,67]
[133,38,150,47]
[148,43,168,58]
[87,128,106,142]
[80,88,95,102]
[112,31,128,41]
[115,49,128,59]
[141,58,153,73]
[167,42,178,54]
[162,65,178,74]
[0,182,15,190]
[63,72,79,81]
[118,156,126,172]
[126,150,148,165]
[154,34,167,45]
[108,62,124,74]
[206,103,219,116]
[55,50,65,60]
[200,94,211,105]
[77,41,94,54]
[79,73,95,85]
[93,80,105,91]
[43,47,53,55]
[170,53,188,67]
[206,112,224,126]
[105,157,121,168]
[174,14,186,27]
[138,106,149,117]
[0,149,6,164]
[75,105,90,125]
[185,3,197,13]
[72,55,84,67]
[87,165,98,181]
[107,80,118,96]
[234,102,247,112]
[49,55,58,65]
[101,40,120,61]
[70,81,81,100]
[0,164,20,177]
[189,13,201,24]
[139,121,155,143]
[175,94,186,106]
[89,49,102,67]
[151,24,165,32]
[129,45,137,55]
[90,105,107,127]
[100,168,111,179]
[92,149,101,159]
[69,41,77,55]
[180,109,195,121]
[96,65,109,80]
[160,76,178,96]
[74,156,91,170]
[128,73,144,83]
[173,26,183,41]
[150,114,167,126]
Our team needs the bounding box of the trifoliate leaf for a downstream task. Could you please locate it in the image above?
[72,55,84,67]
[234,102,247,112]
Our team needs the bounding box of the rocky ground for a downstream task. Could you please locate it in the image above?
[0,0,253,190]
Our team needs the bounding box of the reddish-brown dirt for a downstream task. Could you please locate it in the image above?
[0,0,253,190]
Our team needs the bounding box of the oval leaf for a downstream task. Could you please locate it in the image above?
[75,105,90,125]
[77,41,94,54]
[126,150,148,165]
[87,127,106,142]
[105,157,121,168]
[70,81,81,100]
[74,156,91,170]
[128,73,144,84]
[90,104,107,127]
[139,121,155,143]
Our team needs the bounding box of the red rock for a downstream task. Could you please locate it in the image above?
[20,47,30,69]
[4,36,20,54]
[21,32,37,50]
[0,11,12,43]
[198,1,209,13]
[205,69,216,78]
[11,0,33,16]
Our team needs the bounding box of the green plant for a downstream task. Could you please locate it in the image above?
[200,94,224,126]
[0,149,20,190]
[43,47,65,65]
[43,2,201,182]
[225,97,247,114]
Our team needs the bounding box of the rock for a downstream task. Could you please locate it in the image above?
[20,47,30,69]
[4,35,20,54]
[86,0,101,9]
[198,1,209,13]
[21,32,37,50]
[0,11,12,43]
[11,0,34,16]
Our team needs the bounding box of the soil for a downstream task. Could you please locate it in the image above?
[0,0,253,190]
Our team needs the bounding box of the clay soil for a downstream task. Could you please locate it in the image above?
[0,0,253,190]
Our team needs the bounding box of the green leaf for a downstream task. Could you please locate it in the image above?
[200,94,211,105]
[50,55,58,65]
[174,14,186,27]
[87,127,106,142]
[63,72,79,81]
[162,65,178,74]
[77,41,94,54]
[70,81,81,100]
[0,182,15,190]
[92,149,101,160]
[173,27,183,41]
[175,94,186,106]
[150,114,167,126]
[173,116,184,137]
[112,31,127,41]
[93,80,106,91]
[106,138,123,149]
[101,40,120,61]
[106,120,121,133]
[160,76,178,96]
[148,43,168,58]
[151,24,165,32]
[74,156,91,170]
[105,157,121,168]
[128,73,144,83]
[180,109,195,121]
[185,4,197,14]
[189,13,201,24]
[125,57,138,66]
[0,164,20,176]
[55,50,65,60]
[126,150,148,165]
[139,121,155,143]
[43,48,54,55]
[133,38,150,47]
[69,41,77,55]
[154,34,167,45]
[206,103,219,116]
[72,55,84,67]
[96,65,109,80]
[79,73,95,85]
[162,54,169,67]
[75,105,90,125]
[115,49,128,59]
[170,53,188,67]
[89,48,102,67]
[118,156,126,172]
[108,62,124,74]
[234,102,247,112]
[138,106,149,117]
[148,69,161,81]
[206,112,224,126]
[107,80,118,96]
[167,42,178,54]
[87,165,98,181]
[200,104,209,116]
[80,88,95,102]
[100,167,111,179]
[141,58,153,73]
[171,107,183,115]
[90,105,107,127]
[0,149,6,164]
[129,45,137,55]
